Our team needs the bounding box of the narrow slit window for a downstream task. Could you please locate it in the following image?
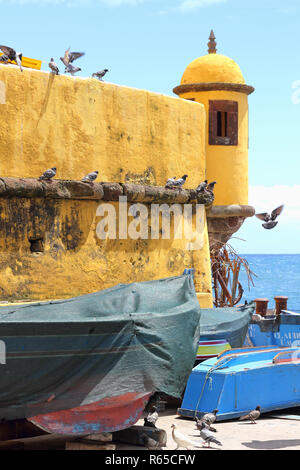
[209,100,238,146]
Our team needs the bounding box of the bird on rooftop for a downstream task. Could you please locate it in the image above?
[196,180,208,193]
[92,69,109,81]
[172,175,188,190]
[171,424,201,450]
[255,205,284,230]
[0,45,23,72]
[60,48,85,68]
[198,421,222,448]
[239,405,261,424]
[38,167,56,181]
[64,63,81,76]
[206,181,217,193]
[81,171,99,183]
[144,406,159,428]
[165,176,177,189]
[48,58,59,75]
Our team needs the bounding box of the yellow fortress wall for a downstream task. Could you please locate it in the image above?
[0,65,213,306]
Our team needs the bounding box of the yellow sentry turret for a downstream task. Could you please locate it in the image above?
[173,31,254,206]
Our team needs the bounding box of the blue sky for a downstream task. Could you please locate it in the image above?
[1,0,300,253]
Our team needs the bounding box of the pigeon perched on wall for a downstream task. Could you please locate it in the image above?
[207,181,217,193]
[239,405,261,424]
[38,167,56,181]
[144,406,159,428]
[196,180,208,193]
[48,58,59,75]
[255,205,284,230]
[198,421,222,448]
[172,175,188,190]
[0,45,23,71]
[0,54,9,64]
[64,63,81,76]
[165,176,177,189]
[92,69,109,81]
[81,171,99,183]
[171,424,201,450]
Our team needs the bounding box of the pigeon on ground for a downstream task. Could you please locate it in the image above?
[141,433,162,450]
[48,58,59,75]
[239,405,261,424]
[92,69,109,81]
[171,424,201,450]
[81,171,99,183]
[171,175,188,190]
[207,181,217,192]
[60,48,85,68]
[195,416,217,433]
[165,176,177,189]
[196,180,208,193]
[38,167,56,181]
[255,205,284,230]
[201,409,219,428]
[198,421,222,448]
[64,63,81,76]
[144,406,159,428]
[0,45,22,71]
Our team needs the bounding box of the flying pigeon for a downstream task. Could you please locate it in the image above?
[196,180,208,193]
[141,433,162,450]
[198,421,222,448]
[60,48,85,67]
[239,405,261,424]
[255,205,284,230]
[48,58,59,75]
[38,167,56,181]
[165,176,177,189]
[65,63,81,76]
[207,181,217,192]
[172,175,188,190]
[144,406,159,428]
[92,69,109,81]
[81,171,99,183]
[0,45,22,71]
[171,424,201,450]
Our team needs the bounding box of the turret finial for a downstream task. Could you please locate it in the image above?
[208,30,217,54]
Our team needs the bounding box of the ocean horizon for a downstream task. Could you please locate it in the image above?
[238,254,300,312]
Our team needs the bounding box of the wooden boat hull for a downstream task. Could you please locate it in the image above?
[178,346,300,421]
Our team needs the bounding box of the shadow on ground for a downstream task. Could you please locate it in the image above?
[242,439,300,450]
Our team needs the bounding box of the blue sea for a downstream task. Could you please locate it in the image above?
[238,254,300,313]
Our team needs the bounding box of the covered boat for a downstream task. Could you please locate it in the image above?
[178,345,300,421]
[196,302,255,361]
[0,275,201,435]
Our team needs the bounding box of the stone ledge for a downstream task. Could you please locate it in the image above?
[0,178,214,206]
[206,204,255,218]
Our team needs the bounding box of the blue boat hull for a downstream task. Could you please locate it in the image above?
[246,313,300,348]
[178,346,300,421]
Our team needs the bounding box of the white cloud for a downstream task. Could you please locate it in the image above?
[249,185,300,223]
[178,0,226,11]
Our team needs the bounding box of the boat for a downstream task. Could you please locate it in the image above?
[196,302,255,362]
[178,345,300,421]
[0,275,201,435]
[245,310,300,348]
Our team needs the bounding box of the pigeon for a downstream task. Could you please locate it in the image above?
[38,167,56,181]
[141,433,162,450]
[60,48,85,67]
[81,171,99,183]
[207,181,217,192]
[144,406,159,428]
[65,63,81,76]
[0,45,22,71]
[171,424,201,450]
[165,176,177,189]
[239,405,261,424]
[48,58,59,75]
[255,205,284,230]
[201,409,219,428]
[198,421,222,448]
[196,180,208,193]
[0,54,9,64]
[92,69,109,81]
[195,416,217,433]
[171,175,188,190]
